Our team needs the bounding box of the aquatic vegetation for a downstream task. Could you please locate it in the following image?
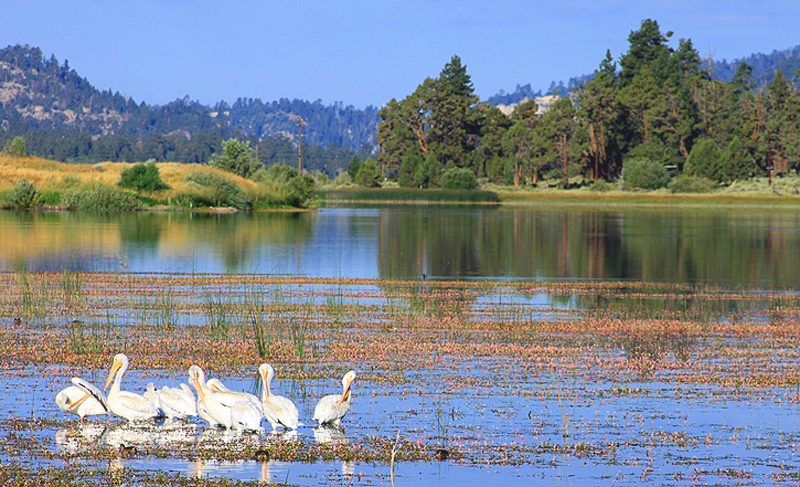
[1,271,800,484]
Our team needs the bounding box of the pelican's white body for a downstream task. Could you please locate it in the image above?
[104,353,162,422]
[259,363,299,430]
[313,370,356,426]
[55,377,109,420]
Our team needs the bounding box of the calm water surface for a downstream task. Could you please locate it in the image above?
[2,206,799,287]
[4,205,800,486]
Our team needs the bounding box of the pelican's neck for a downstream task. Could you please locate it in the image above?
[262,370,273,400]
[109,362,126,397]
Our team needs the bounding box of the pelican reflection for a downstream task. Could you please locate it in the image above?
[313,424,350,446]
[55,422,107,453]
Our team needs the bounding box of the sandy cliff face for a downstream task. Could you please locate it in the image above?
[496,94,560,117]
[0,61,128,135]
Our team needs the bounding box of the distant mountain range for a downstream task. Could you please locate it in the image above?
[1,43,798,155]
[486,44,800,106]
[0,45,380,152]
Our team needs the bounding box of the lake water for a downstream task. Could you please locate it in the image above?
[3,204,800,486]
[2,205,799,287]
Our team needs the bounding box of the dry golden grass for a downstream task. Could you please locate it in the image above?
[0,155,267,199]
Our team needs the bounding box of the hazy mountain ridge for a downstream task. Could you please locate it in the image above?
[0,44,379,151]
[1,42,798,157]
[487,44,800,106]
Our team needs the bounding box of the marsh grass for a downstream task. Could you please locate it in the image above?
[614,324,697,376]
[202,296,232,341]
[16,271,52,319]
[4,272,800,483]
[58,268,83,312]
[433,395,453,449]
[243,288,273,360]
[154,282,180,330]
[324,282,348,327]
[322,187,500,204]
[66,319,107,355]
[289,311,313,359]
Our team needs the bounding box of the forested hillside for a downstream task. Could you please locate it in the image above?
[487,43,800,106]
[0,44,378,175]
[378,19,800,191]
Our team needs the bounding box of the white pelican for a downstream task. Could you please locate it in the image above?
[55,377,109,420]
[144,382,197,420]
[104,353,162,422]
[189,365,262,432]
[258,363,299,430]
[143,383,160,405]
[313,370,356,426]
[206,378,263,415]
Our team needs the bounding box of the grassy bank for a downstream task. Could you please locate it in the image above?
[321,187,501,204]
[493,178,800,209]
[0,155,308,211]
[4,154,800,211]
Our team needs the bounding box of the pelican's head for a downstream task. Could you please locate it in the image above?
[189,365,206,401]
[104,353,129,392]
[339,370,356,403]
[259,363,275,382]
[206,378,227,393]
[188,365,206,394]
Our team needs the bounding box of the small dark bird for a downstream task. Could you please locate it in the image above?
[434,448,449,461]
[117,444,136,458]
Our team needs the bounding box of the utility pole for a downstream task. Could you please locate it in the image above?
[297,117,307,174]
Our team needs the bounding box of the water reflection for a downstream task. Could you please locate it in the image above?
[196,426,262,448]
[2,207,800,286]
[55,423,108,453]
[313,425,350,446]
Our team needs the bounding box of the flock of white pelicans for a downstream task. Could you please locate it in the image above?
[55,353,356,432]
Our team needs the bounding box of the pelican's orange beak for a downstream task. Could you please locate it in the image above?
[104,359,122,392]
[66,393,89,411]
[338,377,353,404]
[192,374,205,402]
[259,368,270,398]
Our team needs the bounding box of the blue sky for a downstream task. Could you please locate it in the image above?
[3,1,799,109]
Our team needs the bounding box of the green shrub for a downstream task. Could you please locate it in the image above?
[118,161,170,192]
[7,178,42,209]
[398,153,422,188]
[440,167,478,190]
[622,158,670,190]
[355,158,383,187]
[414,153,441,188]
[286,175,316,208]
[685,139,723,181]
[210,139,261,178]
[588,179,615,192]
[668,175,717,193]
[3,136,26,157]
[62,185,141,211]
[262,164,299,184]
[186,171,249,210]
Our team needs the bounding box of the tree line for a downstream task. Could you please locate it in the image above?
[0,44,379,170]
[377,19,800,190]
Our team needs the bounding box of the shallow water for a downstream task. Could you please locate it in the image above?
[6,344,800,486]
[3,205,800,485]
